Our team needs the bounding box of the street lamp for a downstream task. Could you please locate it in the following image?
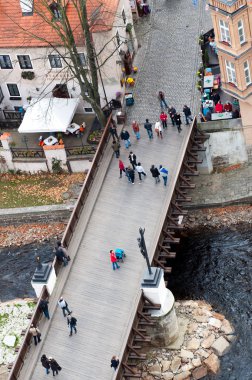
[137,227,152,275]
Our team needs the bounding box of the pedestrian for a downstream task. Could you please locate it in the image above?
[158,91,168,109]
[160,111,168,129]
[132,121,140,140]
[39,299,50,320]
[154,120,163,139]
[112,140,120,158]
[120,129,131,149]
[55,241,68,267]
[159,165,169,186]
[136,162,146,181]
[150,165,160,184]
[110,250,120,270]
[67,314,77,336]
[183,105,193,125]
[129,151,137,170]
[168,106,176,126]
[48,357,61,376]
[58,297,71,317]
[109,119,119,141]
[41,354,50,375]
[144,119,153,139]
[175,112,182,133]
[29,324,41,346]
[119,160,126,178]
[126,166,135,184]
[111,355,120,371]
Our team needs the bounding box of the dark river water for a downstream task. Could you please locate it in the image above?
[1,224,252,379]
[169,223,252,380]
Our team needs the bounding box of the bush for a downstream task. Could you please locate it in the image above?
[52,158,63,173]
[21,71,35,80]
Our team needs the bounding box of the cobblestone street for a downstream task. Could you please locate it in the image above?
[127,0,213,125]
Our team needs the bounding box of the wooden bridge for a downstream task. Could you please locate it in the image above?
[8,115,208,380]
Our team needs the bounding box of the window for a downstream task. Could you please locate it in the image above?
[225,61,237,84]
[219,19,231,44]
[244,61,251,85]
[238,20,245,44]
[0,86,4,104]
[48,55,62,68]
[78,53,87,66]
[20,0,33,15]
[122,9,126,24]
[17,55,33,69]
[49,1,61,19]
[0,55,12,69]
[116,31,121,47]
[84,107,94,113]
[7,84,20,97]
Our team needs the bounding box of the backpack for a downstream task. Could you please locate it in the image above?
[161,168,168,175]
[71,317,77,324]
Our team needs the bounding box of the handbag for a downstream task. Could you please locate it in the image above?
[67,255,71,261]
[57,366,62,371]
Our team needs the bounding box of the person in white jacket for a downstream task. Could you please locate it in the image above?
[154,120,163,139]
[135,162,147,181]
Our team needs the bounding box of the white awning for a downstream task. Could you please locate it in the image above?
[18,97,79,133]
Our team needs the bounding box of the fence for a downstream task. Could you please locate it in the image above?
[65,145,97,157]
[11,148,45,159]
[8,286,49,380]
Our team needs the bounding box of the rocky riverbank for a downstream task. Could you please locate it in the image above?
[139,301,234,380]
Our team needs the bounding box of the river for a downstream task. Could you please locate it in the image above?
[169,223,252,380]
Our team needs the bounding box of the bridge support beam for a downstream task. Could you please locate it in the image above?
[141,268,178,346]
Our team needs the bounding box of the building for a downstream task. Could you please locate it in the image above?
[0,0,137,120]
[208,0,252,156]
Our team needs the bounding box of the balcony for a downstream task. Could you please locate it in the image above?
[209,0,247,14]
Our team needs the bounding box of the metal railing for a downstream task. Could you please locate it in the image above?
[10,148,45,159]
[65,145,97,157]
[3,110,23,120]
[8,286,49,380]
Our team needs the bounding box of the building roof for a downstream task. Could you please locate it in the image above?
[0,0,119,48]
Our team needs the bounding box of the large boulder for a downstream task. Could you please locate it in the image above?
[204,353,220,374]
[211,336,230,356]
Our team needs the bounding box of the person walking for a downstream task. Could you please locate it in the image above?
[126,166,135,184]
[136,162,146,182]
[160,111,168,129]
[158,91,168,109]
[48,357,61,376]
[168,106,176,126]
[29,324,41,346]
[132,121,140,140]
[129,151,137,170]
[110,250,120,270]
[39,299,50,320]
[183,105,193,125]
[119,160,126,178]
[175,112,182,133]
[111,356,120,371]
[55,241,68,267]
[159,165,169,186]
[41,354,50,375]
[109,119,119,141]
[154,120,163,139]
[144,119,153,139]
[67,314,77,336]
[120,129,131,149]
[150,165,160,184]
[58,297,71,317]
[112,140,120,158]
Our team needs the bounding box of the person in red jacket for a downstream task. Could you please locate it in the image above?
[119,160,126,179]
[132,121,140,140]
[223,102,232,112]
[110,250,120,270]
[159,111,168,129]
[215,100,223,113]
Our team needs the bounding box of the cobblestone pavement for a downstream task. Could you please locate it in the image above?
[127,0,213,125]
[188,163,252,206]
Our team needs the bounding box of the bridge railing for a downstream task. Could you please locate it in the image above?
[8,286,49,380]
[62,113,112,248]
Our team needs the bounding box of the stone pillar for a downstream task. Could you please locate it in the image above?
[43,145,68,172]
[31,262,56,297]
[141,267,179,346]
[0,133,15,170]
[197,139,213,174]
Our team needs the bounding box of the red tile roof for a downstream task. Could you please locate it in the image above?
[0,0,119,48]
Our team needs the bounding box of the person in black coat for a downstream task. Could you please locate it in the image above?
[49,357,61,376]
[126,167,135,184]
[41,354,50,375]
[67,315,77,336]
[128,151,137,170]
[39,299,50,320]
[183,105,193,125]
[120,129,131,149]
[150,165,160,184]
[174,113,182,133]
[168,106,176,126]
[111,356,120,371]
[109,119,119,141]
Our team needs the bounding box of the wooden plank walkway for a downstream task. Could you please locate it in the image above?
[26,125,191,380]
